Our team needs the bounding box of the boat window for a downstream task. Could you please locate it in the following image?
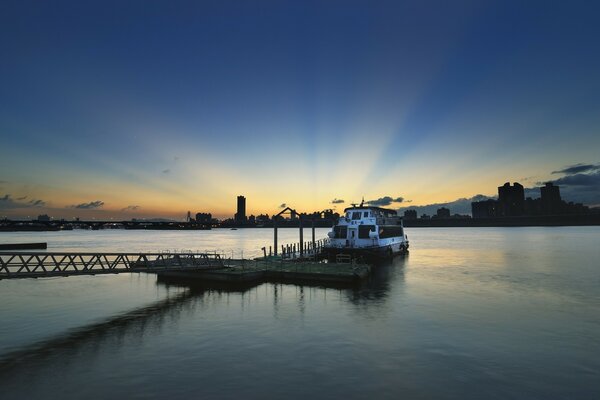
[352,212,361,220]
[358,225,375,239]
[363,212,369,218]
[379,226,404,239]
[346,212,351,219]
[333,226,347,239]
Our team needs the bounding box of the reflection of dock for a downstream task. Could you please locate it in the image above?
[0,251,370,286]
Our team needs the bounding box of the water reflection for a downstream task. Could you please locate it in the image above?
[0,259,407,381]
[348,255,407,306]
[0,289,195,376]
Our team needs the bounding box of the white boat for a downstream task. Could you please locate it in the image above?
[324,202,409,260]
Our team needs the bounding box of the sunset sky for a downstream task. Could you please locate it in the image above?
[1,0,599,219]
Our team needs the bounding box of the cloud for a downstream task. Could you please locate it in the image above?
[366,196,405,207]
[550,172,600,187]
[71,201,105,209]
[398,195,495,216]
[121,205,140,211]
[545,162,600,204]
[0,194,48,209]
[279,203,287,208]
[552,163,600,175]
[162,169,170,174]
[331,198,345,204]
[28,199,46,207]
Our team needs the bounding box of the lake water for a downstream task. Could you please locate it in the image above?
[0,227,599,399]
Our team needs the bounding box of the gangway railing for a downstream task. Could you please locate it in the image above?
[0,252,224,280]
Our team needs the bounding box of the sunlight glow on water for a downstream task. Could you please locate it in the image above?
[0,227,599,399]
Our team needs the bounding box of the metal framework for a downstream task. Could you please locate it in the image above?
[0,252,224,280]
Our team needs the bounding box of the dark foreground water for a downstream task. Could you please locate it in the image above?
[0,227,599,399]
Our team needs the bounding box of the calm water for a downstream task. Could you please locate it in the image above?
[0,227,599,399]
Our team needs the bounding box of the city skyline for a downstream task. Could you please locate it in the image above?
[2,1,600,219]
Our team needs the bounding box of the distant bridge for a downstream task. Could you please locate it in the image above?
[0,252,224,280]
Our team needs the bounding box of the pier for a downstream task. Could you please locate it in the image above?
[0,251,370,286]
[0,252,224,279]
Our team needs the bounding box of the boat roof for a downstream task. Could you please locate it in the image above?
[343,206,398,215]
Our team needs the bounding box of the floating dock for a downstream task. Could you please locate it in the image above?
[158,259,371,286]
[0,251,370,287]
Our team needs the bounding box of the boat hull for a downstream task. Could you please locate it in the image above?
[324,242,408,262]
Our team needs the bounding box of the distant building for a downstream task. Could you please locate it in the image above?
[37,214,50,221]
[540,182,562,214]
[498,182,524,216]
[471,199,498,218]
[524,197,542,216]
[436,207,450,219]
[234,195,247,223]
[195,213,212,224]
[403,209,417,220]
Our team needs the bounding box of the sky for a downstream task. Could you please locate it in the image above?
[1,0,600,219]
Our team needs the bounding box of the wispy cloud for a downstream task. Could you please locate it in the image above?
[366,196,405,207]
[552,163,600,175]
[162,169,171,174]
[331,198,345,204]
[121,205,140,211]
[551,172,600,187]
[70,200,105,209]
[0,194,47,209]
[399,195,494,216]
[28,199,46,207]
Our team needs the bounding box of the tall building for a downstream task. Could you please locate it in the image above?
[472,199,498,218]
[234,195,246,223]
[540,182,561,214]
[498,182,524,216]
[436,207,451,219]
[195,213,212,224]
[403,209,417,220]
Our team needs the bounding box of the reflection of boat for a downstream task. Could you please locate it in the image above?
[230,228,238,230]
[324,203,409,260]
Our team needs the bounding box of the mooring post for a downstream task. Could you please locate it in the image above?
[312,219,316,255]
[299,217,304,257]
[274,219,278,256]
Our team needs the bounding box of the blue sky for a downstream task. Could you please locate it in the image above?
[1,0,599,219]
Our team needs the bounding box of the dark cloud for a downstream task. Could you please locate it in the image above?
[71,201,104,209]
[0,194,47,209]
[550,172,600,187]
[552,163,600,175]
[543,163,600,204]
[162,169,170,174]
[121,205,140,211]
[366,196,405,207]
[28,199,46,207]
[279,203,287,208]
[331,198,345,204]
[398,195,494,216]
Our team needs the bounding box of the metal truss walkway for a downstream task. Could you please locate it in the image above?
[0,252,224,280]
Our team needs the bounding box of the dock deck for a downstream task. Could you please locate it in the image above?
[0,251,370,287]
